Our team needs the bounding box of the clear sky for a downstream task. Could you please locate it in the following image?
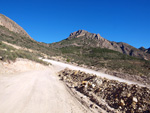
[1,0,150,48]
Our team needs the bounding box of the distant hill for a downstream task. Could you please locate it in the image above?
[51,30,150,60]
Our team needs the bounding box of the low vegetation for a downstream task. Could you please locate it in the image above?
[58,46,150,76]
[0,25,58,56]
[0,41,48,65]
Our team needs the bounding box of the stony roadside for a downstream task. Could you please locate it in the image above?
[58,68,150,113]
[49,56,150,86]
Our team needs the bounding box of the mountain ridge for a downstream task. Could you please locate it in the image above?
[53,29,150,60]
[69,30,150,49]
[0,14,33,40]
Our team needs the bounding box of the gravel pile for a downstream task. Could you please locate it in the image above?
[59,68,150,113]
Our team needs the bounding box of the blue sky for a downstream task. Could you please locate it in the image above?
[1,0,150,48]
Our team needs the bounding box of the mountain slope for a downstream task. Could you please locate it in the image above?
[0,14,59,60]
[0,14,32,40]
[0,14,58,64]
[51,30,150,60]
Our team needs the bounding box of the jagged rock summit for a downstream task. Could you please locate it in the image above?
[139,46,150,54]
[68,30,119,50]
[0,14,33,40]
[69,30,105,40]
[139,46,146,51]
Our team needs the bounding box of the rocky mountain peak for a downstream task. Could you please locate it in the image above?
[69,30,88,37]
[64,30,150,60]
[69,30,104,41]
[139,46,146,52]
[0,14,33,40]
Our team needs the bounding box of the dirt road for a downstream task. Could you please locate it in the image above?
[0,69,88,113]
[43,59,145,86]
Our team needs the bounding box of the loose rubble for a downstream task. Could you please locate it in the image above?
[59,68,150,113]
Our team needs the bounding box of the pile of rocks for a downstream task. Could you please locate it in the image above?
[59,68,150,113]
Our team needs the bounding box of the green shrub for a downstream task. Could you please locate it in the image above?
[66,58,70,62]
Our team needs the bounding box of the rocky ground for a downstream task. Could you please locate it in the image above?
[49,56,150,86]
[59,68,150,113]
